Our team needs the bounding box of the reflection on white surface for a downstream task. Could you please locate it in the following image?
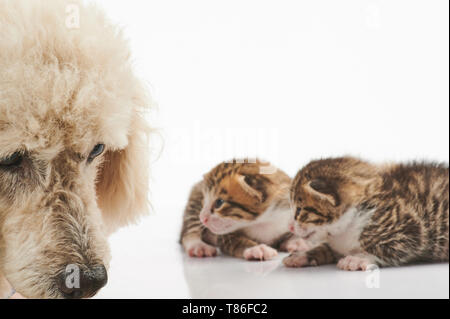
[181,254,284,299]
[182,252,449,299]
[96,215,449,299]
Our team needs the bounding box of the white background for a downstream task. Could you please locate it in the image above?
[89,0,449,298]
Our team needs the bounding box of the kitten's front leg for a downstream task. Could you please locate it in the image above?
[283,243,337,268]
[182,234,218,258]
[243,244,278,261]
[337,253,378,271]
[218,233,278,261]
[279,235,310,253]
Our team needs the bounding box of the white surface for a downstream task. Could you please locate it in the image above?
[90,0,449,299]
[96,215,449,299]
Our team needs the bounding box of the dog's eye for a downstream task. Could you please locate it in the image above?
[87,144,105,163]
[0,152,23,168]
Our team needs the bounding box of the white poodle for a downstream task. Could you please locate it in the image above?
[0,0,151,298]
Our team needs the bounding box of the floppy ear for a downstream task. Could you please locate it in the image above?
[96,114,150,234]
[306,179,340,206]
[235,175,264,203]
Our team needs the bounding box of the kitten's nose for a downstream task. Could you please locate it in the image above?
[201,215,209,224]
[289,224,295,233]
[57,264,108,299]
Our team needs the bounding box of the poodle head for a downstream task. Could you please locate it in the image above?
[0,0,151,298]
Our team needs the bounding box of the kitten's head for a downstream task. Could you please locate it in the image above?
[199,159,290,235]
[289,157,378,240]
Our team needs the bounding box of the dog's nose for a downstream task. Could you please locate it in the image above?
[57,264,108,299]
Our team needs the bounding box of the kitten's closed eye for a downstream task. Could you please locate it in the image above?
[0,152,23,168]
[304,207,328,219]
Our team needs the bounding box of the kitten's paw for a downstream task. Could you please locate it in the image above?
[280,237,310,253]
[186,241,218,258]
[243,244,278,261]
[283,252,315,268]
[337,255,373,271]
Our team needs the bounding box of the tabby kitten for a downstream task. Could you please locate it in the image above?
[284,157,449,270]
[180,159,308,260]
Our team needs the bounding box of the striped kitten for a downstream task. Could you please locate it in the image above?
[180,159,309,260]
[284,157,449,270]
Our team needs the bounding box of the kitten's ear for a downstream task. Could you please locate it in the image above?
[236,175,264,203]
[306,179,340,206]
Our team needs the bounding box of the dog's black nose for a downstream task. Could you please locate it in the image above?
[57,264,108,299]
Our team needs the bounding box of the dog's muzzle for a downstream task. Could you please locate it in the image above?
[56,264,108,299]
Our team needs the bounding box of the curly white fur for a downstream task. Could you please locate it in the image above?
[0,0,152,298]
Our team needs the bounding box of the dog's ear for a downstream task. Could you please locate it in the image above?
[96,114,150,234]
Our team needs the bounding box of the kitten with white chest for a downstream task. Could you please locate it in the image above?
[180,159,308,260]
[284,157,449,270]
